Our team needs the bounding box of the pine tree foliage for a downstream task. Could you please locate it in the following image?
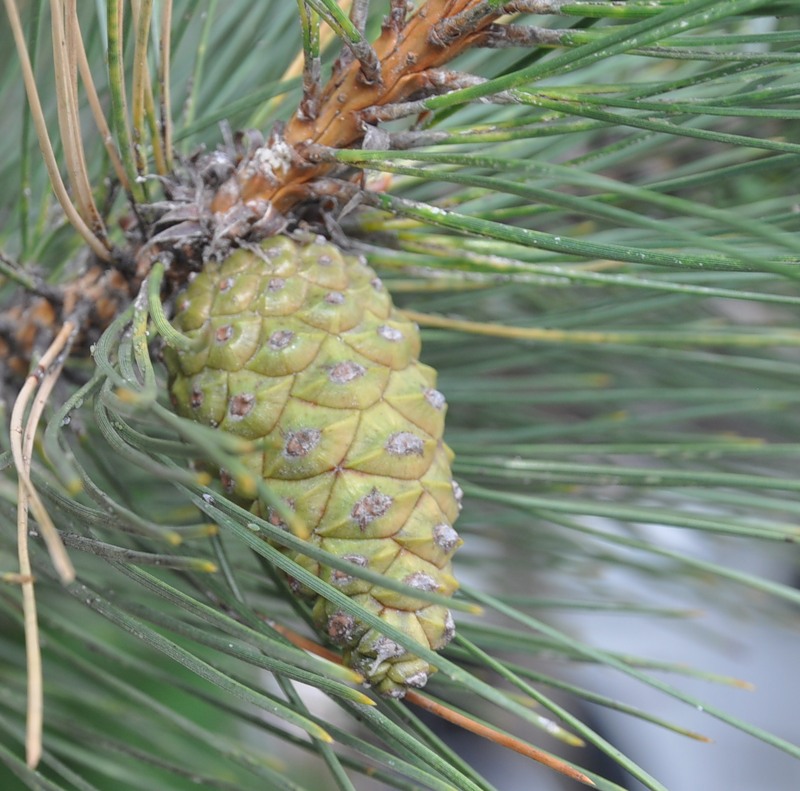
[1,2,799,789]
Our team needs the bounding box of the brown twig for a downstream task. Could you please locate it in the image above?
[210,0,528,216]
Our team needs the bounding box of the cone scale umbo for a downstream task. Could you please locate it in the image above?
[163,235,462,696]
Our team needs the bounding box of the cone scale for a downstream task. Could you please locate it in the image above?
[164,235,462,696]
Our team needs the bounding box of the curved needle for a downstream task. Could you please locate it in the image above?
[10,321,77,768]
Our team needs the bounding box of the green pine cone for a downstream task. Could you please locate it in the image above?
[163,235,462,696]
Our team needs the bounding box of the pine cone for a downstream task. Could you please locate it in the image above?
[163,235,462,696]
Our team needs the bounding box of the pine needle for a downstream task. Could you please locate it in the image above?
[3,0,111,260]
[9,320,77,768]
[269,617,595,785]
